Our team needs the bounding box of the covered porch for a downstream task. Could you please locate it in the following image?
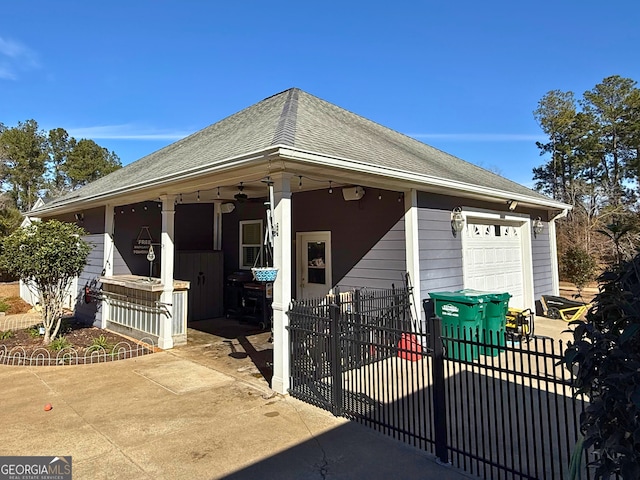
[90,164,415,395]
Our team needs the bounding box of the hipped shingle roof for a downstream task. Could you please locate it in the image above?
[43,88,556,210]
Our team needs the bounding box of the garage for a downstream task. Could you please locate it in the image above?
[462,221,527,308]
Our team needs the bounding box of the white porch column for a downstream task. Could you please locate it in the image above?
[271,173,293,394]
[100,204,115,329]
[159,194,176,349]
[404,189,423,326]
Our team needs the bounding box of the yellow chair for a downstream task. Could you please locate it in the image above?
[540,295,592,322]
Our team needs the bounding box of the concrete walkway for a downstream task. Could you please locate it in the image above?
[0,336,476,479]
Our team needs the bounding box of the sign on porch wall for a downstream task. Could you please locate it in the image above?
[133,226,155,255]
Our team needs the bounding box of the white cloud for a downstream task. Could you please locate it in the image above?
[66,124,191,141]
[409,133,545,142]
[0,64,17,80]
[0,37,26,57]
[0,36,39,80]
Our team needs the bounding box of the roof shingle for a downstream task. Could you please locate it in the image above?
[44,87,553,209]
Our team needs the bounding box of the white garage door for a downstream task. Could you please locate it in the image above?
[463,223,525,308]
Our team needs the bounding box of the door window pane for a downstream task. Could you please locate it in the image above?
[307,242,326,284]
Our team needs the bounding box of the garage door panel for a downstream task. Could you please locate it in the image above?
[463,222,525,308]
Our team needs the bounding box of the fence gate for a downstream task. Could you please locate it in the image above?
[287,287,593,480]
[287,285,438,454]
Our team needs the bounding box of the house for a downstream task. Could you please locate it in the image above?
[20,197,45,228]
[29,88,569,394]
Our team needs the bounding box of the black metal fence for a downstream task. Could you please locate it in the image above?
[287,285,415,415]
[287,289,591,480]
[435,318,590,479]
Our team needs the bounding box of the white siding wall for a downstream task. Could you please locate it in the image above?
[113,244,130,275]
[74,234,105,325]
[532,224,554,299]
[19,278,77,309]
[418,208,464,300]
[337,219,407,290]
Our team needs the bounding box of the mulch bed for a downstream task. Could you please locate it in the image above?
[0,317,154,365]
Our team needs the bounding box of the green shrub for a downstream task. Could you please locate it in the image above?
[0,299,9,312]
[49,336,72,352]
[0,330,13,340]
[26,325,43,338]
[88,334,112,352]
[0,220,91,345]
[561,245,597,292]
[564,251,640,479]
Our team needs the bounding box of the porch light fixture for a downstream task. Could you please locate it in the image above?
[220,203,235,214]
[451,207,465,237]
[533,217,544,237]
[328,181,333,194]
[342,186,365,201]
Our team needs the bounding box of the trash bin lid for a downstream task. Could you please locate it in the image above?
[428,291,484,304]
[456,289,511,302]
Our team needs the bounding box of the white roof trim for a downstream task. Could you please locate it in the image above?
[277,147,570,211]
[34,144,570,216]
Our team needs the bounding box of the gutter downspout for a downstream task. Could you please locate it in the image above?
[549,208,569,296]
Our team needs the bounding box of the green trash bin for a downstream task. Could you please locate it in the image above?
[429,291,485,360]
[456,289,511,356]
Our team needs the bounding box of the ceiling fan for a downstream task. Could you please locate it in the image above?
[234,182,248,202]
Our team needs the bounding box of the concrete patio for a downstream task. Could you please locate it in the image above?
[0,323,476,480]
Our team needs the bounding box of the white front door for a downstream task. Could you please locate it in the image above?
[296,231,332,300]
[463,222,526,308]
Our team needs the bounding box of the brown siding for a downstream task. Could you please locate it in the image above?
[221,200,267,276]
[293,188,405,288]
[49,206,105,234]
[113,202,163,277]
[175,203,214,251]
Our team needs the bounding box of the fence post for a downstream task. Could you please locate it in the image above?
[353,288,364,365]
[329,302,343,416]
[425,299,449,465]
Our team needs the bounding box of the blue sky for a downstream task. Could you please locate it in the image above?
[1,0,638,187]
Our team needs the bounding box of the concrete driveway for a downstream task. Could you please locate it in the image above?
[0,325,475,480]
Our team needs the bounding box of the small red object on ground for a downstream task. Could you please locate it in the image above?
[397,333,423,361]
[44,403,53,411]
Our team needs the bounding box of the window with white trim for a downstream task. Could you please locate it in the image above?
[239,220,263,269]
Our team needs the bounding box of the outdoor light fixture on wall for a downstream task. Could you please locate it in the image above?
[451,207,465,237]
[532,217,544,237]
[220,203,235,214]
[342,186,365,201]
